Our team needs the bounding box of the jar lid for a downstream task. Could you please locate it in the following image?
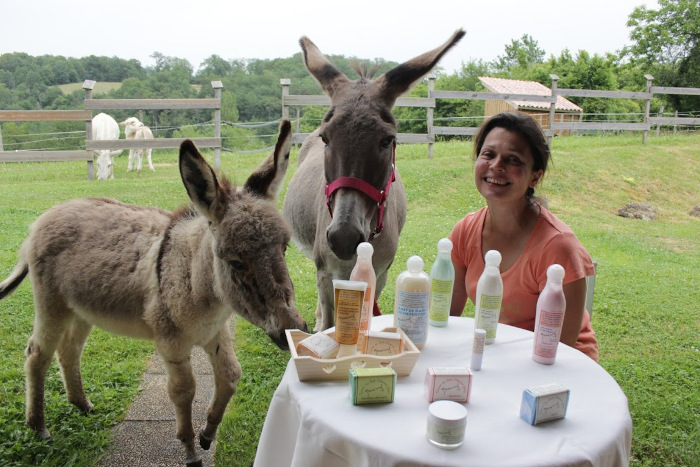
[428,400,468,427]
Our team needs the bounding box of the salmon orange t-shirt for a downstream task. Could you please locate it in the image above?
[449,206,599,361]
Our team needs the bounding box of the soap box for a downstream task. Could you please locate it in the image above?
[349,367,397,405]
[425,366,473,403]
[520,383,570,425]
[362,330,403,356]
[295,332,339,359]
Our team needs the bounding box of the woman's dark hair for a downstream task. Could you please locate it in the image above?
[473,112,551,199]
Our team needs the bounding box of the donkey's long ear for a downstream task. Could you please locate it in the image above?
[244,120,293,200]
[300,36,351,99]
[374,29,466,107]
[179,140,229,223]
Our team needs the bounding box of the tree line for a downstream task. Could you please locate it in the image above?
[1,0,697,150]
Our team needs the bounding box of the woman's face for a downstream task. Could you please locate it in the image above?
[474,127,543,205]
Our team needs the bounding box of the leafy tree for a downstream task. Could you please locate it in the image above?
[493,34,545,73]
[625,0,700,110]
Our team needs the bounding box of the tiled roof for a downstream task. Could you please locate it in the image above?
[478,77,583,112]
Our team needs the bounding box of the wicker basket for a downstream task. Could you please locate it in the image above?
[285,327,421,381]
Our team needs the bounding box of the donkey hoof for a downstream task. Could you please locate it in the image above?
[199,430,214,450]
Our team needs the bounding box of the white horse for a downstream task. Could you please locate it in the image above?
[119,117,156,173]
[92,113,122,181]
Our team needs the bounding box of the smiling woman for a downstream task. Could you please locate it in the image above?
[448,112,598,361]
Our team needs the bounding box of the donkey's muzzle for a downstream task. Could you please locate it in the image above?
[326,225,364,261]
[269,320,308,351]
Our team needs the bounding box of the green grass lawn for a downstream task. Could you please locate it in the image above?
[0,133,698,466]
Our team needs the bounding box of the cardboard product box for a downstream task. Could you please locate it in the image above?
[520,383,570,425]
[424,366,473,403]
[349,367,397,405]
[362,330,403,356]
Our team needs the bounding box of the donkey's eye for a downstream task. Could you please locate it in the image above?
[381,137,395,149]
[319,133,329,145]
[230,260,247,272]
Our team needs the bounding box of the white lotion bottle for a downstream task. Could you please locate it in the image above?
[474,250,503,344]
[429,238,455,327]
[394,256,430,349]
[533,264,567,365]
[350,242,377,349]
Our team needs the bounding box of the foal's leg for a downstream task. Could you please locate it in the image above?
[136,149,143,172]
[146,148,155,172]
[199,324,241,449]
[25,293,72,439]
[127,149,135,171]
[56,316,94,413]
[158,343,200,466]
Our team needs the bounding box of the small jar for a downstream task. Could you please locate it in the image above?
[426,400,467,449]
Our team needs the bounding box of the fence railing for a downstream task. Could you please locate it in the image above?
[281,74,700,157]
[0,80,223,180]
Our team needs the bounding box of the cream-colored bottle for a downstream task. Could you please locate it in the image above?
[394,256,430,349]
[350,242,376,350]
[474,250,503,344]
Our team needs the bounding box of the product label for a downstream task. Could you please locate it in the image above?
[475,293,502,339]
[334,288,364,344]
[360,286,372,331]
[534,310,564,358]
[429,279,452,322]
[396,290,429,345]
[427,421,466,446]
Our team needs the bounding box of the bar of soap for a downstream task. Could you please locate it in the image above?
[424,366,473,403]
[362,330,403,356]
[349,367,396,405]
[520,383,570,425]
[296,332,339,359]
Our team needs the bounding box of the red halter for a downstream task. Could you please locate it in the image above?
[324,142,396,241]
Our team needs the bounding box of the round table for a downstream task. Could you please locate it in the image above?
[255,315,632,467]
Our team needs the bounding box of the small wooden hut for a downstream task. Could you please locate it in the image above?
[479,77,583,135]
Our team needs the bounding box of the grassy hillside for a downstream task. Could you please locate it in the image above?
[0,133,698,466]
[57,81,122,94]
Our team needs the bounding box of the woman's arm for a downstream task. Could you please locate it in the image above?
[450,261,468,316]
[560,277,587,347]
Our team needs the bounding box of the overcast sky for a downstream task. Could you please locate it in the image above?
[3,0,658,74]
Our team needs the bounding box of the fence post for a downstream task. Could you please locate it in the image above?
[281,79,291,120]
[548,74,559,144]
[643,74,654,144]
[427,76,435,159]
[82,80,96,181]
[656,104,664,137]
[212,81,223,170]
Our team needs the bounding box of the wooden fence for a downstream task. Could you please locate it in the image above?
[0,80,223,180]
[281,74,700,157]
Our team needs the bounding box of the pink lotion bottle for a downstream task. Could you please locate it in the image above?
[350,242,377,349]
[532,264,567,365]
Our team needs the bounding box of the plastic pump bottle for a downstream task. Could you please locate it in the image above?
[532,264,567,365]
[350,242,377,348]
[429,238,455,327]
[394,256,430,349]
[474,250,503,344]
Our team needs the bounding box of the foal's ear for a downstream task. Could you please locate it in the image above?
[179,140,228,223]
[300,36,351,99]
[244,120,292,200]
[374,28,465,107]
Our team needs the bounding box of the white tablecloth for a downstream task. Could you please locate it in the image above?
[255,315,632,467]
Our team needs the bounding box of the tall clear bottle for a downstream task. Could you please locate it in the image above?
[350,242,376,350]
[474,250,503,344]
[394,256,430,349]
[429,238,455,327]
[532,264,567,365]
